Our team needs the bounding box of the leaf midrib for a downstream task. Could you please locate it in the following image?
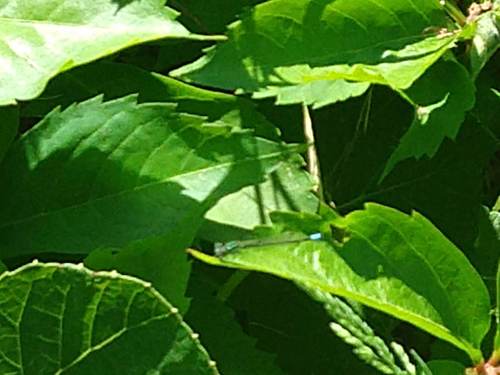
[190,34,452,81]
[232,0,447,67]
[211,248,476,357]
[55,301,174,374]
[349,213,456,330]
[0,16,170,29]
[0,152,285,230]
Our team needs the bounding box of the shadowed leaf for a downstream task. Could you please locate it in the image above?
[0,262,219,374]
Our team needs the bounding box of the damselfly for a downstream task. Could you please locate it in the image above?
[214,232,323,257]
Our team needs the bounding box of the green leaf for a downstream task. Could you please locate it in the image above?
[0,95,296,257]
[317,86,496,252]
[172,0,455,100]
[491,204,500,356]
[0,262,218,374]
[20,61,278,140]
[427,360,466,374]
[226,270,378,374]
[85,238,192,314]
[201,159,319,242]
[19,61,318,242]
[184,265,285,375]
[472,54,500,142]
[302,285,410,374]
[0,106,18,164]
[0,260,5,274]
[190,203,490,362]
[253,79,370,109]
[495,259,500,354]
[0,0,214,105]
[170,0,265,34]
[471,206,500,301]
[381,58,475,178]
[469,8,500,78]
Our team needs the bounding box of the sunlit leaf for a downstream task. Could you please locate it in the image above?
[19,61,318,242]
[172,0,455,103]
[470,8,500,78]
[0,0,215,105]
[0,95,297,257]
[190,203,490,362]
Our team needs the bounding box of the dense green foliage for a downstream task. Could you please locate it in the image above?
[0,0,498,374]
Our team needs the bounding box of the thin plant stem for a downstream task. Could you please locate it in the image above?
[441,0,467,25]
[216,270,250,302]
[302,104,324,201]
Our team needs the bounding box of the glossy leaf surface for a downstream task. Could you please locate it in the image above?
[190,203,491,361]
[470,8,500,78]
[0,0,210,105]
[172,0,454,101]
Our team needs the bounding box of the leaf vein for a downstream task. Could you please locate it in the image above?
[0,150,286,230]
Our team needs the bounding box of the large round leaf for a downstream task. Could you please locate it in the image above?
[0,262,219,374]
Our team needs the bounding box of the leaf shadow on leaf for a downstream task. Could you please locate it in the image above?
[19,62,315,244]
[0,146,197,256]
[226,270,379,374]
[173,0,448,92]
[169,0,266,35]
[233,0,407,89]
[0,263,219,375]
[471,207,500,300]
[109,0,135,12]
[300,0,431,67]
[0,100,289,258]
[20,61,278,139]
[314,84,497,253]
[0,107,294,324]
[335,233,458,332]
